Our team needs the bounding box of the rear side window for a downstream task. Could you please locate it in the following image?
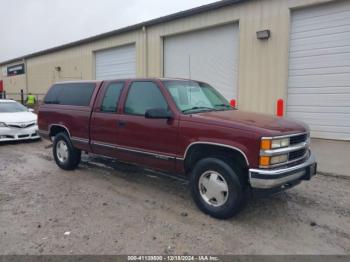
[101,82,124,112]
[44,83,95,106]
[124,82,168,115]
[44,85,62,104]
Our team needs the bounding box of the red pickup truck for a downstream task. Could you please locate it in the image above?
[38,78,317,219]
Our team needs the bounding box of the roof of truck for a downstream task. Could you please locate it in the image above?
[55,80,101,84]
[54,78,202,84]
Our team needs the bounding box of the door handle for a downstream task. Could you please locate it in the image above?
[117,120,127,128]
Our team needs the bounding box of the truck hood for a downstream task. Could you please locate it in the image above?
[0,112,37,124]
[190,110,308,136]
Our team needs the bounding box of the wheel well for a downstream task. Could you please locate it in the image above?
[49,125,70,138]
[184,144,249,175]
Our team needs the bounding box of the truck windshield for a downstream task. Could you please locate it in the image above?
[163,80,233,114]
[0,102,28,113]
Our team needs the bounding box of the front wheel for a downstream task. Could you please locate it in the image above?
[53,132,81,170]
[190,158,246,219]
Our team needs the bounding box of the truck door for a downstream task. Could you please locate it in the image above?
[116,80,179,172]
[90,81,125,158]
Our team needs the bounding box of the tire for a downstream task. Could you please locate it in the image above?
[190,158,246,219]
[53,132,81,170]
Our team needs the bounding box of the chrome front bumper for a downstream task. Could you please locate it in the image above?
[249,153,317,189]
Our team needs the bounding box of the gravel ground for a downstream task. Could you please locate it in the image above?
[0,140,349,255]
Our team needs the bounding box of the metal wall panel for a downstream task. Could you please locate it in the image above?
[0,61,27,99]
[287,0,350,140]
[24,30,145,94]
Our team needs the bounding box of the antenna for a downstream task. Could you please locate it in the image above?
[188,55,191,79]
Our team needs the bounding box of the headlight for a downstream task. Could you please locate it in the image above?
[261,137,290,149]
[0,122,7,127]
[271,138,290,148]
[270,154,288,165]
[259,154,288,167]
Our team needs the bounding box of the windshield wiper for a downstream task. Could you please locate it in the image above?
[182,106,216,113]
[215,104,236,110]
[215,103,230,107]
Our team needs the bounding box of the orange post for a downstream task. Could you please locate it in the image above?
[230,99,236,108]
[277,99,284,117]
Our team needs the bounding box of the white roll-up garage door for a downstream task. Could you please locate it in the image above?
[287,1,350,140]
[164,24,239,100]
[95,44,136,80]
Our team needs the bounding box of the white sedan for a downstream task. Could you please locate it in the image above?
[0,99,40,142]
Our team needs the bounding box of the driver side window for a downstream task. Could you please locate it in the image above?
[124,81,168,116]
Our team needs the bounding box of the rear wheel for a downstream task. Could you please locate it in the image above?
[53,132,81,170]
[190,158,246,219]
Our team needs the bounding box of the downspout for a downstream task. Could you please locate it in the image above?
[23,58,29,94]
[142,26,148,77]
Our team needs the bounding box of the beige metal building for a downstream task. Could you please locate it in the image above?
[1,0,349,140]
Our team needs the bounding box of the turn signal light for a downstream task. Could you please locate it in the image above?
[260,139,271,150]
[259,156,270,166]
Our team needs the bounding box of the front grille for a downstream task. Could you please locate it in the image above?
[260,133,310,169]
[290,134,307,145]
[285,157,307,168]
[8,123,35,129]
[0,135,14,139]
[18,134,30,138]
[289,148,307,161]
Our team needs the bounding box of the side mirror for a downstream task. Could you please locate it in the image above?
[145,108,173,119]
[28,108,34,113]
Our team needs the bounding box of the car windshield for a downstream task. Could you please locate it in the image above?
[163,80,233,114]
[0,102,28,113]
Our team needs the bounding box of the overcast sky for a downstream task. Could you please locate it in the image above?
[0,0,218,62]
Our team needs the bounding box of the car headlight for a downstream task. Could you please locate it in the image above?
[0,122,8,127]
[259,154,289,167]
[270,154,289,165]
[261,137,290,150]
[272,138,290,148]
